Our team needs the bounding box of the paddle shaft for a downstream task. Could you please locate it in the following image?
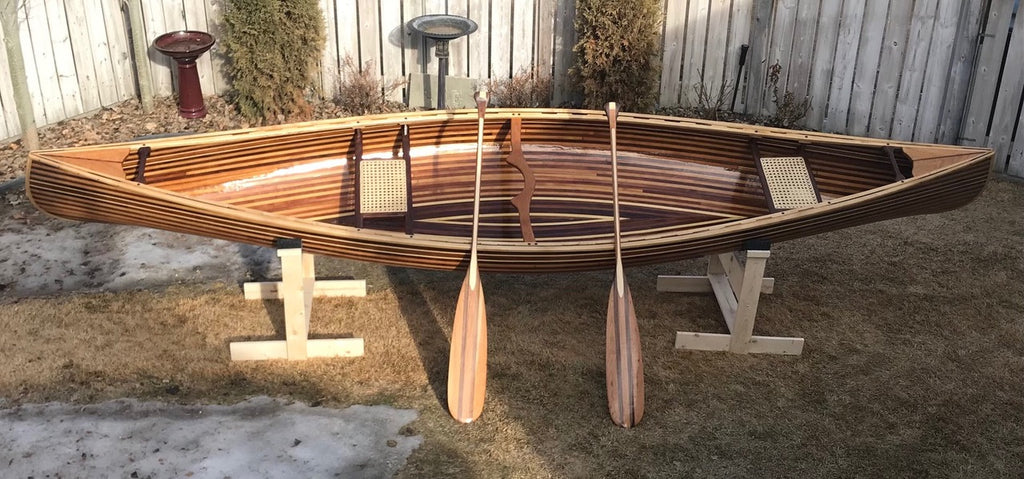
[469,92,486,278]
[447,89,489,423]
[605,102,644,427]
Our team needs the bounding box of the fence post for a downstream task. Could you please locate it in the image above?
[126,0,154,113]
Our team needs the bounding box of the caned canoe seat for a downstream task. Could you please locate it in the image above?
[751,141,822,212]
[353,126,415,235]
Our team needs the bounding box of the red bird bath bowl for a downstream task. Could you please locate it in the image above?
[153,31,215,119]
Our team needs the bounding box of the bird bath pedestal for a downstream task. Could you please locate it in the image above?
[408,15,478,110]
[153,31,215,119]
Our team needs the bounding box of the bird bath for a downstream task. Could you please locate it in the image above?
[408,15,478,109]
[153,31,215,119]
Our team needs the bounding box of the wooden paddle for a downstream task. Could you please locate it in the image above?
[447,88,489,423]
[605,102,644,428]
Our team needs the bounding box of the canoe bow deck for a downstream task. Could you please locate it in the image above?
[26,109,993,273]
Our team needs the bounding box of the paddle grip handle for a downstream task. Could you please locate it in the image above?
[605,102,618,128]
[475,87,489,119]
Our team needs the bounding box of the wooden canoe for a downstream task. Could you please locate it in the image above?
[26,109,993,273]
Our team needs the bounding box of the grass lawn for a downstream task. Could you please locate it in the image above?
[1,178,1021,477]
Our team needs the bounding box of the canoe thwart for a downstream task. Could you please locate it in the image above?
[658,248,804,355]
[230,242,366,361]
[505,117,537,243]
[885,146,907,181]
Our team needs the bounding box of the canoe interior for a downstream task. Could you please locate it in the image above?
[26,109,991,272]
[113,116,912,242]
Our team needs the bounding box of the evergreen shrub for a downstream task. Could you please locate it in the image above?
[571,0,662,112]
[222,0,325,123]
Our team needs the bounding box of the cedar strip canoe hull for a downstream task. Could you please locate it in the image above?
[26,109,993,274]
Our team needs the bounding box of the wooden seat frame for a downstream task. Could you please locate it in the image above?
[353,126,415,235]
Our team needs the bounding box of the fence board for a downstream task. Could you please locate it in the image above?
[961,0,1015,147]
[784,0,817,103]
[725,0,752,112]
[680,0,710,107]
[468,0,490,78]
[765,0,797,112]
[64,0,100,113]
[203,0,228,95]
[102,0,134,101]
[551,0,574,104]
[320,0,340,97]
[380,0,404,100]
[512,0,536,76]
[867,0,912,138]
[0,20,17,138]
[803,1,840,129]
[846,0,888,137]
[336,0,360,97]
[822,1,865,133]
[25,1,62,124]
[357,0,381,74]
[491,0,512,79]
[534,0,556,80]
[912,0,961,143]
[80,0,119,106]
[401,0,424,78]
[1010,105,1024,177]
[743,0,772,116]
[937,1,984,144]
[681,0,710,106]
[891,0,940,141]
[48,0,83,117]
[446,0,467,77]
[988,4,1024,172]
[659,0,687,106]
[141,2,171,96]
[702,0,729,98]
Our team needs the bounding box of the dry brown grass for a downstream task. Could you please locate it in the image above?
[486,67,554,108]
[1,178,1022,477]
[336,56,407,116]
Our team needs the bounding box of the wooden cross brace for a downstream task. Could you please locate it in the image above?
[657,249,804,355]
[229,245,366,361]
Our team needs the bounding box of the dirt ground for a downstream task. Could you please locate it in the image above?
[1,99,1023,477]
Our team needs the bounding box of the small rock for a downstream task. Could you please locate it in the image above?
[386,439,397,448]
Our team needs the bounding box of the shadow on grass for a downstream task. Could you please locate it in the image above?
[386,266,455,410]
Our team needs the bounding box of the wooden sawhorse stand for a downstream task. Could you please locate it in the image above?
[229,240,366,361]
[657,244,804,355]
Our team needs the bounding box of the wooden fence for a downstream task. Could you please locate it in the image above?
[1,0,1022,177]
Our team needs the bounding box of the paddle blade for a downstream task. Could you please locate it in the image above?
[448,272,487,423]
[606,279,644,427]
